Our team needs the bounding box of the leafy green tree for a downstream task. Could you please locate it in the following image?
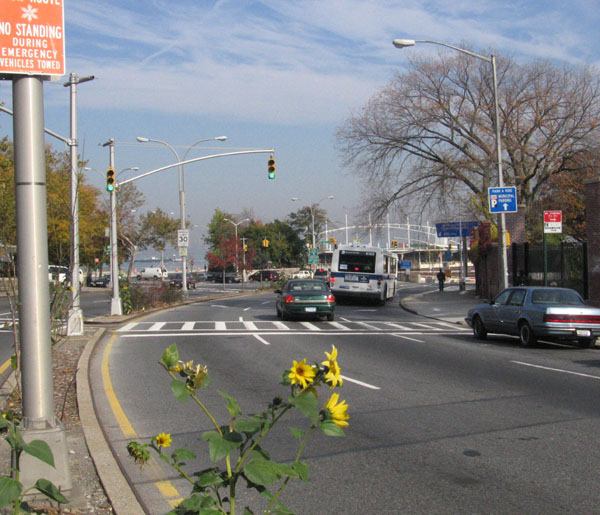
[139,208,180,265]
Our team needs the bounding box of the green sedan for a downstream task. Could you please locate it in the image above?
[275,279,336,321]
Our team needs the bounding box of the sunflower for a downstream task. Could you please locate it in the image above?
[321,345,343,388]
[155,432,172,448]
[288,359,316,388]
[324,392,349,427]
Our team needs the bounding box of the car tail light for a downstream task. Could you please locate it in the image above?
[327,294,335,303]
[544,314,600,323]
[285,295,295,303]
[330,276,335,285]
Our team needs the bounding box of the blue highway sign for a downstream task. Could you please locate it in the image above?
[435,221,478,238]
[489,186,517,213]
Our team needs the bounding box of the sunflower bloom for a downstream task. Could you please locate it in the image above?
[324,392,349,427]
[155,432,172,448]
[288,359,316,388]
[321,345,343,388]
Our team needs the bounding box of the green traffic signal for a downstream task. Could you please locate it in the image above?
[268,157,275,179]
[106,168,115,192]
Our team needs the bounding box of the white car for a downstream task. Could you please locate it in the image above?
[293,270,312,279]
[137,267,167,280]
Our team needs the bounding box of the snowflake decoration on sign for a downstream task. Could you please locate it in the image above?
[21,5,38,22]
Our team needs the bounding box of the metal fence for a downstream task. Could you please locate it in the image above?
[511,241,588,298]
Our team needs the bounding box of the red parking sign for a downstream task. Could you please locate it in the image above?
[544,211,562,233]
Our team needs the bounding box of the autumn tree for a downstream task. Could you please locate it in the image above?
[337,49,600,236]
[206,235,238,283]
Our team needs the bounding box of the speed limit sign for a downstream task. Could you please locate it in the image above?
[178,229,189,247]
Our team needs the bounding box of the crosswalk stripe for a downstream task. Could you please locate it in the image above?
[215,322,226,331]
[181,322,195,331]
[356,321,380,331]
[148,322,166,331]
[329,322,351,331]
[300,321,320,331]
[385,322,412,330]
[118,323,138,332]
[273,321,289,330]
[243,321,258,330]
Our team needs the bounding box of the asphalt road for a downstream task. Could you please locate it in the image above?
[88,287,600,514]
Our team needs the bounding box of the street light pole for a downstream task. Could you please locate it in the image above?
[393,38,509,291]
[224,218,250,273]
[137,136,227,294]
[102,139,122,315]
[64,72,94,336]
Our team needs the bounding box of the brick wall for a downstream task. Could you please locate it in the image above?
[585,178,600,304]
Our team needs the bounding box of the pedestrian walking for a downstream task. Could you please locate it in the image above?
[437,268,446,292]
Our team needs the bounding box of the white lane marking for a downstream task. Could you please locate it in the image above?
[181,322,195,331]
[244,307,251,312]
[341,375,380,390]
[118,323,138,332]
[355,309,376,312]
[273,322,289,330]
[215,322,227,331]
[239,316,243,322]
[121,331,433,338]
[244,321,258,330]
[390,333,424,343]
[511,361,600,380]
[385,322,412,331]
[148,322,166,331]
[328,322,351,331]
[261,301,271,305]
[211,305,229,308]
[300,321,320,331]
[254,334,270,345]
[356,321,380,331]
[411,322,433,329]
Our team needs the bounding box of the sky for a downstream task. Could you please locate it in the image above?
[1,0,599,262]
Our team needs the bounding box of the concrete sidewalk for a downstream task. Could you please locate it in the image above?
[400,284,483,325]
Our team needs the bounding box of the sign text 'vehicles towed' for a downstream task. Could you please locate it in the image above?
[0,0,65,76]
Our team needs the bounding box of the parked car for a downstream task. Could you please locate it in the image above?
[312,268,331,285]
[465,286,600,348]
[48,265,69,284]
[195,272,209,282]
[210,272,241,283]
[170,273,196,289]
[249,270,280,282]
[87,274,110,287]
[274,279,335,321]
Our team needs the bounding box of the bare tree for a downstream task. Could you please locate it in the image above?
[337,50,600,228]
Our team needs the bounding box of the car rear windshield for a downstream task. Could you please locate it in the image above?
[531,289,583,305]
[337,251,376,273]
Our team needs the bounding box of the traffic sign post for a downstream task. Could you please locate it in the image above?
[489,187,517,213]
[178,229,190,247]
[544,210,562,234]
[435,221,478,238]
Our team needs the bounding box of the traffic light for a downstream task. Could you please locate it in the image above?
[243,243,248,252]
[262,238,270,247]
[106,167,115,192]
[267,157,275,179]
[329,236,336,245]
[392,239,398,248]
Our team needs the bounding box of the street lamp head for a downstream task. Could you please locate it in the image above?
[393,38,416,48]
[291,197,299,201]
[215,136,227,141]
[327,195,334,199]
[136,136,149,143]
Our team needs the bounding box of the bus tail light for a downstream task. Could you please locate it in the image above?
[377,277,382,287]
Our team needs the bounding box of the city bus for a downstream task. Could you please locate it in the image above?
[330,245,398,304]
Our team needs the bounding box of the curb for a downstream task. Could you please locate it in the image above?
[77,328,145,514]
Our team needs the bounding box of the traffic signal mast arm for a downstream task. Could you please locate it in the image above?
[117,149,276,187]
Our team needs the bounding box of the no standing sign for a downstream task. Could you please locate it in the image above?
[0,0,65,77]
[544,210,562,234]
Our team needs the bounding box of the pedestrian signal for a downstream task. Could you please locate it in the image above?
[392,239,398,248]
[268,157,275,179]
[106,168,115,192]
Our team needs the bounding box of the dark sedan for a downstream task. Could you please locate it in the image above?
[465,286,600,347]
[170,273,196,289]
[275,279,335,321]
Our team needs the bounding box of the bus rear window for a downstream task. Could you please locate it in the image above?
[337,251,376,273]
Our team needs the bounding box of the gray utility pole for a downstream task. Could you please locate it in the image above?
[13,76,72,491]
[65,73,95,336]
[102,139,122,316]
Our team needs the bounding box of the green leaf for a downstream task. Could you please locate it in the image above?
[194,470,224,488]
[292,461,309,482]
[161,344,179,368]
[271,502,295,514]
[23,439,54,468]
[202,431,242,462]
[218,391,242,418]
[235,416,264,435]
[0,477,22,508]
[176,494,219,513]
[170,380,190,403]
[289,391,319,424]
[34,479,69,504]
[289,427,304,440]
[171,448,196,464]
[319,420,345,437]
[243,458,282,486]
